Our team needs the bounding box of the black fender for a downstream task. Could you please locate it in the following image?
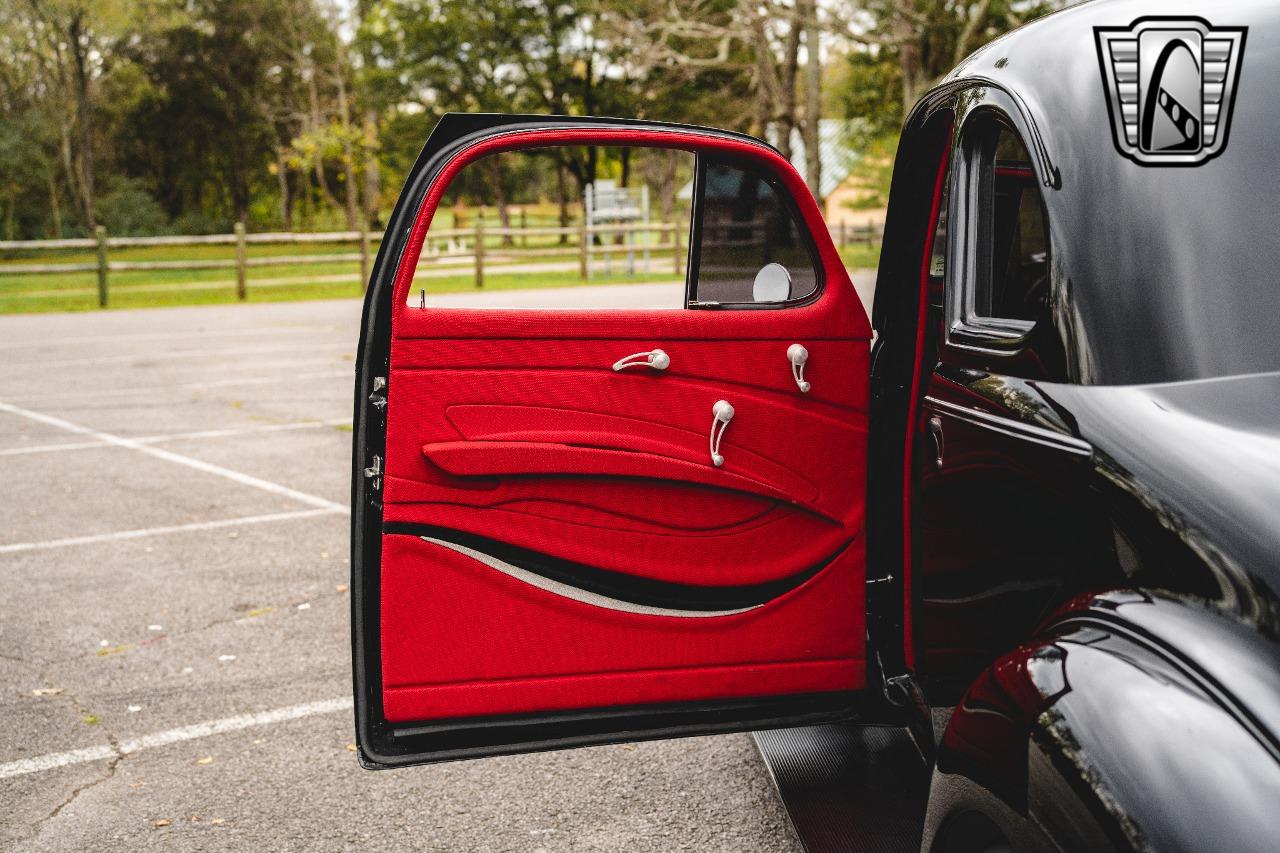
[922,590,1280,853]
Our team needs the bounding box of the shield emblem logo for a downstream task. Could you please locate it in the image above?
[1095,17,1247,166]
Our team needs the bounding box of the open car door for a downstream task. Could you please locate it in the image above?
[352,115,874,767]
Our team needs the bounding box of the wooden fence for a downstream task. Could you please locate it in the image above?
[0,219,882,307]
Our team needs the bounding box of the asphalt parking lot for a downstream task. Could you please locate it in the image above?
[0,286,828,852]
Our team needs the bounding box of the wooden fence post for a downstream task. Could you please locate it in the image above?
[520,208,528,247]
[578,219,589,279]
[94,225,109,308]
[672,223,682,276]
[359,224,371,291]
[474,216,485,289]
[234,221,247,301]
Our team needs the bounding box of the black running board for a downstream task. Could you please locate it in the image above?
[753,725,930,853]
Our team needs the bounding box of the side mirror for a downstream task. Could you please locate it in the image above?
[752,263,793,303]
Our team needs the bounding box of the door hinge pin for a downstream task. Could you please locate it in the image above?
[363,455,382,490]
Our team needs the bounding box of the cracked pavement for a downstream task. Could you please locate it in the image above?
[0,294,824,851]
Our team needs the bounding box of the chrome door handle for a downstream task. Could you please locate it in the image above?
[612,349,670,372]
[928,416,945,469]
[709,400,734,467]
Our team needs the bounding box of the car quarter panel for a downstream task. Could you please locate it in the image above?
[926,592,1280,853]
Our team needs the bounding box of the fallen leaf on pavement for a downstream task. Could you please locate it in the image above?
[152,819,171,828]
[335,584,348,593]
[195,756,214,765]
[346,743,357,752]
[32,687,63,697]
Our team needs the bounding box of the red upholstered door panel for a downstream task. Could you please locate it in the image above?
[375,124,871,729]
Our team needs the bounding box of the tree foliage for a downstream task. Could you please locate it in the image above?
[0,0,1057,239]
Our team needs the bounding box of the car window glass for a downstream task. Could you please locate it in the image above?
[418,146,695,309]
[982,129,1049,324]
[691,159,820,305]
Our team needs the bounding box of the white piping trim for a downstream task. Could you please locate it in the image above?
[421,536,760,619]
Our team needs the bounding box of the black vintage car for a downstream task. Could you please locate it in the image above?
[350,0,1280,849]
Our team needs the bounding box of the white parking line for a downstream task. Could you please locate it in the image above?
[9,369,351,403]
[0,325,339,351]
[0,509,339,554]
[0,697,353,779]
[3,342,348,370]
[1,418,353,457]
[0,401,348,513]
[0,417,352,458]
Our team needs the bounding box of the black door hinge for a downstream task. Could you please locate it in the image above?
[885,673,936,764]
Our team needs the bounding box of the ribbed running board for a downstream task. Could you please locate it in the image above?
[753,725,929,853]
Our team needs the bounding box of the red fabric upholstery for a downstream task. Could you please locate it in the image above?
[381,534,866,720]
[379,125,871,723]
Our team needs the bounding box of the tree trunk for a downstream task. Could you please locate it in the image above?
[362,108,380,227]
[801,0,822,204]
[777,10,802,162]
[483,156,513,246]
[45,161,64,238]
[555,158,570,246]
[276,149,293,230]
[68,11,96,228]
[58,123,86,231]
[334,58,361,231]
[895,0,923,113]
[659,149,677,245]
[305,59,344,216]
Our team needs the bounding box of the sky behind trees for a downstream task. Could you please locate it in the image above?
[0,0,1057,240]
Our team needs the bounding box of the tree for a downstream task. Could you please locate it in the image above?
[596,0,825,199]
[831,0,1060,117]
[1,0,138,231]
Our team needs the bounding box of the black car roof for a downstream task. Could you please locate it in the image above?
[925,0,1280,384]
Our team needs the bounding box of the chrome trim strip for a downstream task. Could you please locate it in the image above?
[924,396,1092,457]
[421,536,760,618]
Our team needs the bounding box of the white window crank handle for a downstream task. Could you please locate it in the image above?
[613,349,670,371]
[710,400,735,467]
[787,344,811,393]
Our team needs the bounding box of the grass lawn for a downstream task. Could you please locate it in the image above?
[0,238,881,314]
[838,242,881,271]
